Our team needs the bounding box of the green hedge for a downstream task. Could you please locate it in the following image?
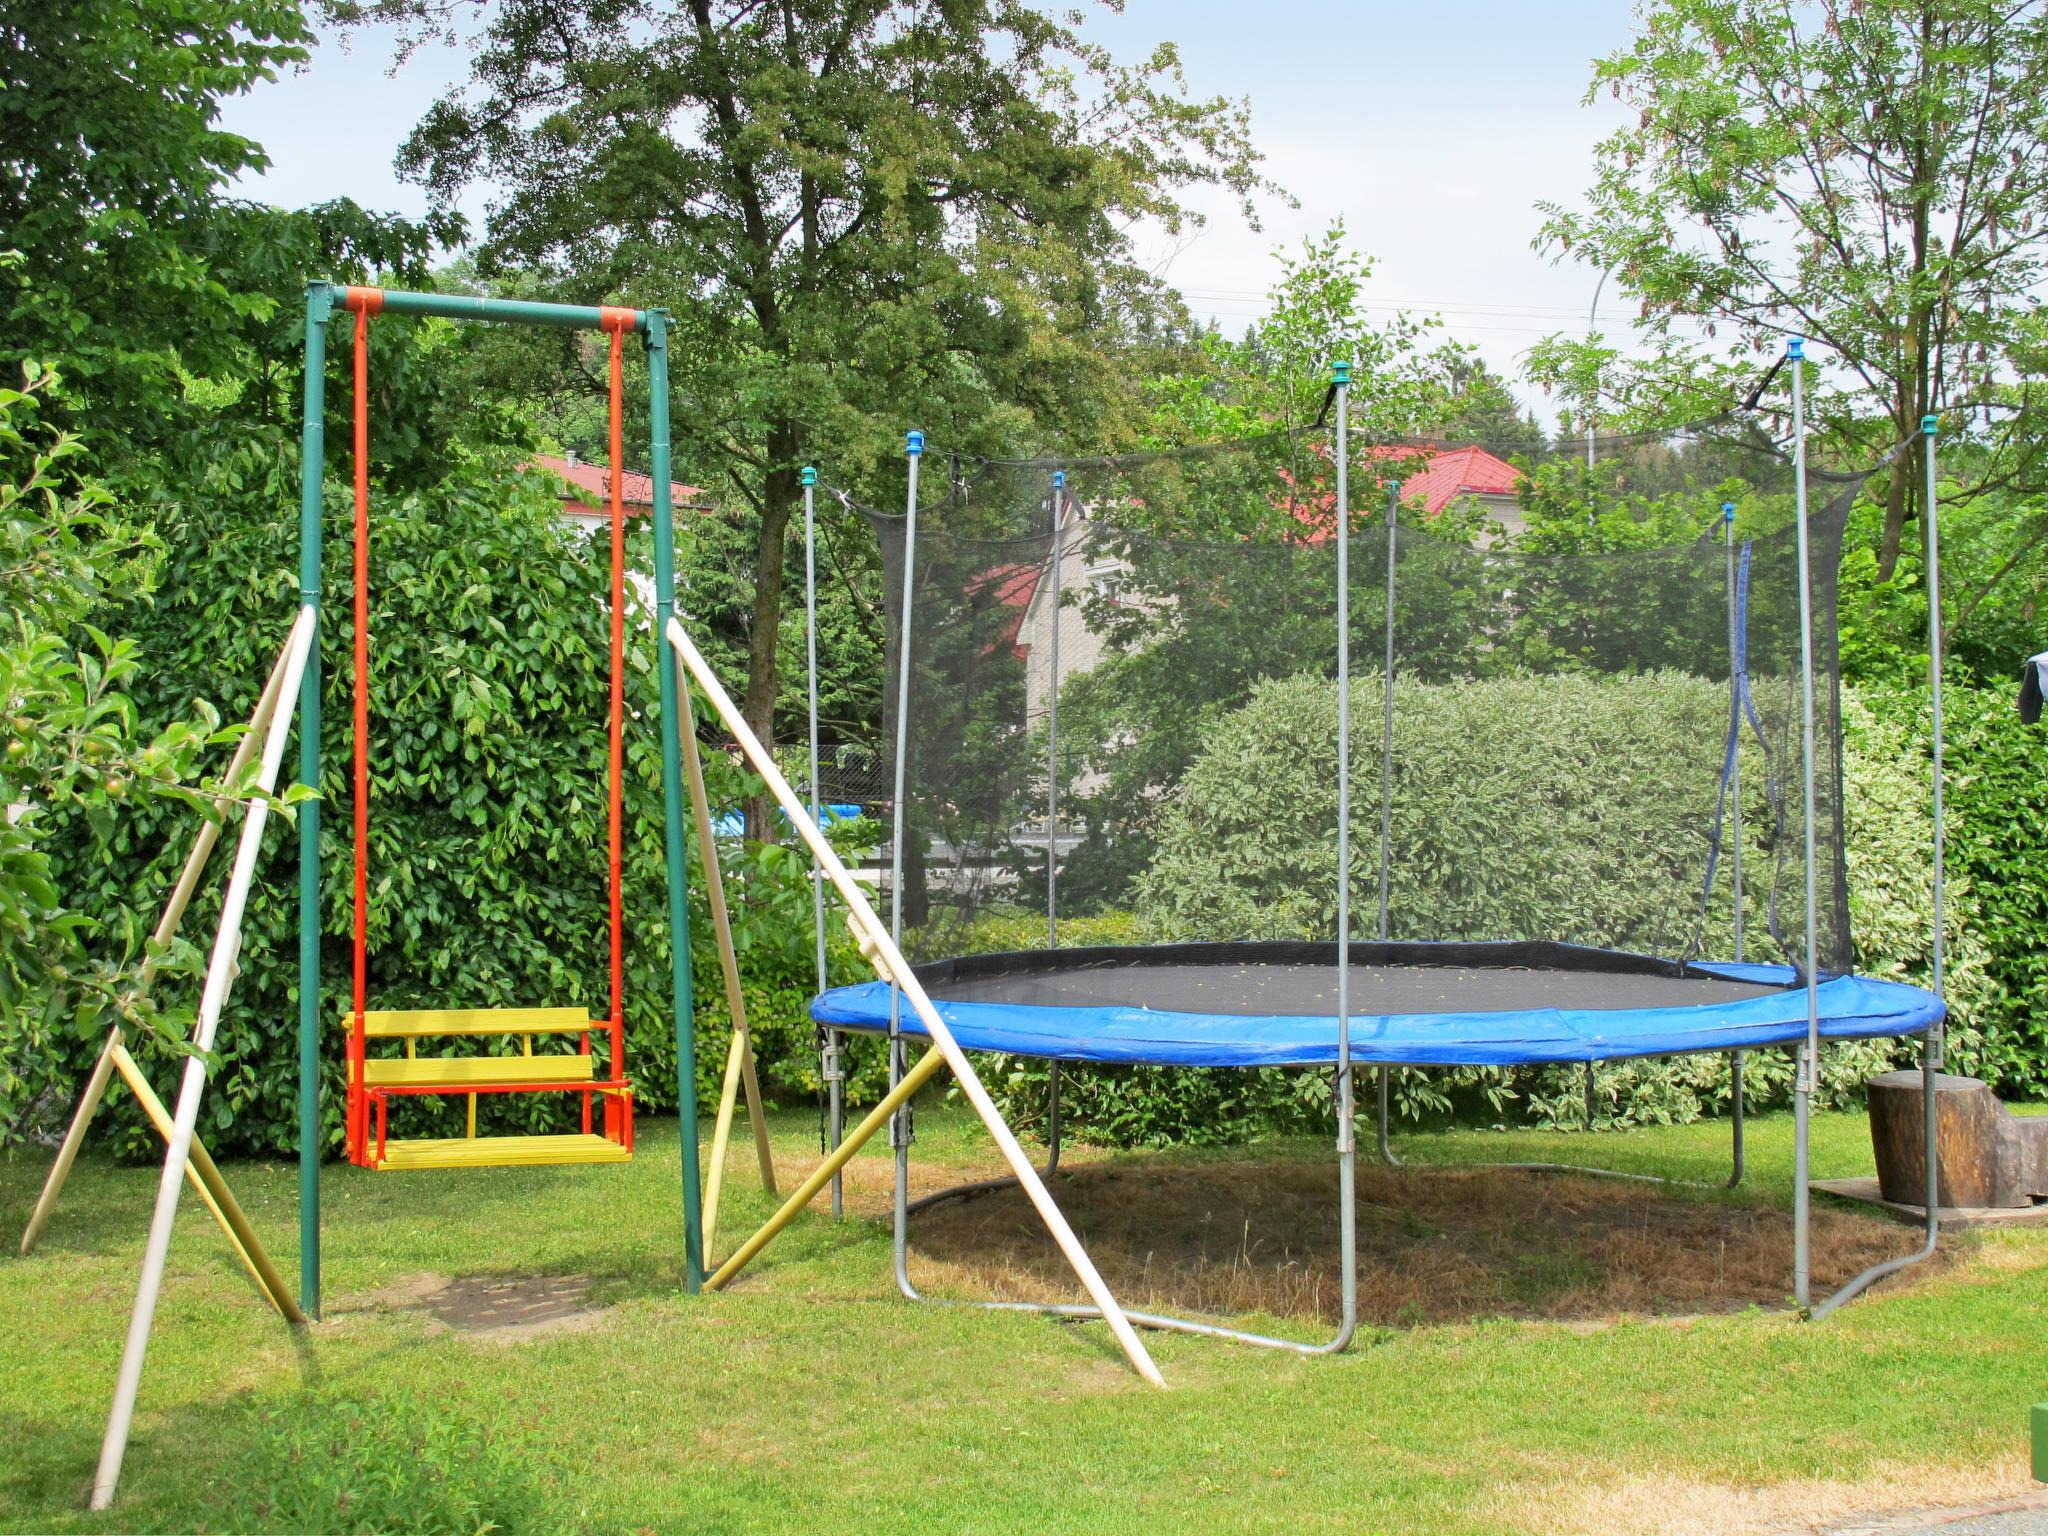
[987,671,1999,1146]
[1870,682,2048,1096]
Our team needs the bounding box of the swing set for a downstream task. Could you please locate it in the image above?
[25,281,1160,1513]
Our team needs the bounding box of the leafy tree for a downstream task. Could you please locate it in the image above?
[336,0,1272,830]
[1433,356,1546,457]
[1144,222,1455,452]
[0,371,223,1139]
[1,0,458,477]
[1536,0,2048,579]
[0,0,304,446]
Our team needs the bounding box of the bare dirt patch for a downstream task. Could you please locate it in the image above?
[892,1158,1950,1326]
[350,1271,609,1343]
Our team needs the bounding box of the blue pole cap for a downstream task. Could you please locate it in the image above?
[1052,471,1065,488]
[1921,413,1939,436]
[801,466,817,486]
[1786,336,1805,360]
[1721,501,1737,522]
[1331,360,1352,386]
[906,430,925,456]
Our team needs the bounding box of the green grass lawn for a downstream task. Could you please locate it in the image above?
[0,1102,2042,1534]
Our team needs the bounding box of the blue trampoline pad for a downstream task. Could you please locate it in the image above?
[810,940,1944,1068]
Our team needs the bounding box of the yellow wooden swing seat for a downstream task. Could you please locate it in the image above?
[345,1006,634,1171]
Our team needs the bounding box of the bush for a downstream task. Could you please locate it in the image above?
[988,670,1980,1146]
[0,371,222,1144]
[1136,669,1739,955]
[1873,681,2048,1096]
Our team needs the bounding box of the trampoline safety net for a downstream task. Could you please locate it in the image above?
[835,418,1880,1001]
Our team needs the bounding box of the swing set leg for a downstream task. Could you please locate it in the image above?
[675,676,778,1259]
[21,1030,303,1323]
[19,1032,121,1257]
[23,627,306,1307]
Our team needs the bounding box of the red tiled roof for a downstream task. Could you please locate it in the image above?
[534,454,709,514]
[1385,443,1522,517]
[1291,443,1525,539]
[971,561,1044,658]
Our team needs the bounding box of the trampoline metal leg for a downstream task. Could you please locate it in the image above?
[1375,1066,1402,1166]
[901,1062,1066,1217]
[1727,1051,1745,1189]
[890,1034,920,1302]
[1792,1047,1812,1310]
[1046,1062,1061,1176]
[1318,1062,1358,1357]
[1584,1062,1597,1130]
[896,1061,1361,1357]
[825,1028,844,1219]
[1810,1031,1941,1320]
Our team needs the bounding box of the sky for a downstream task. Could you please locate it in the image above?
[220,0,1644,413]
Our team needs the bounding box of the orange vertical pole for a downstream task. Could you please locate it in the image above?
[605,315,628,1140]
[348,288,381,1164]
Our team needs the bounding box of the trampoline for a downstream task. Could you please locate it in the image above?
[814,940,1943,1068]
[752,355,1955,1372]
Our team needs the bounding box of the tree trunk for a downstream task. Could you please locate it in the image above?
[742,430,800,841]
[1875,382,1918,582]
[1877,452,1909,582]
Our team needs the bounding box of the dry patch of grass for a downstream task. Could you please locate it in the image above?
[1516,1458,2037,1536]
[890,1158,1947,1326]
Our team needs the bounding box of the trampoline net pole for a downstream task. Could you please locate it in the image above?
[1788,338,1820,1311]
[1377,481,1397,943]
[1376,477,1402,1168]
[889,433,922,1298]
[1047,471,1065,952]
[1726,500,1747,1186]
[1726,506,1745,964]
[1331,362,1357,1350]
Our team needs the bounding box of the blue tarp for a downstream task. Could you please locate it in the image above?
[713,803,863,838]
[810,957,1944,1068]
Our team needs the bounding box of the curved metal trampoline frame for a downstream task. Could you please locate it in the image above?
[802,351,1948,1357]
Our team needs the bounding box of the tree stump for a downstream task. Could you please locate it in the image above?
[1868,1070,2048,1210]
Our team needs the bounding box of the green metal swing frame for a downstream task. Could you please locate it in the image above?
[293,281,705,1311]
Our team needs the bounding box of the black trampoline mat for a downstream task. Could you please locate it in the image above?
[915,941,1785,1018]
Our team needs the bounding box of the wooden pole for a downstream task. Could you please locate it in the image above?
[701,1031,748,1257]
[108,1045,304,1323]
[93,604,317,1510]
[710,1046,946,1290]
[19,1027,296,1326]
[666,621,1165,1388]
[674,680,777,1257]
[18,1033,120,1256]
